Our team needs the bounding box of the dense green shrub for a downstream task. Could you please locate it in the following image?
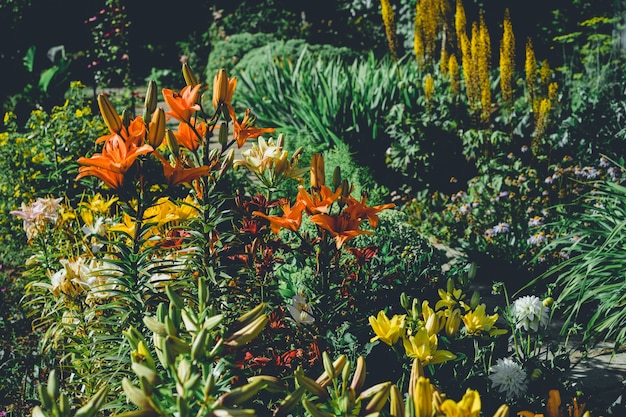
[0,82,106,265]
[204,32,276,81]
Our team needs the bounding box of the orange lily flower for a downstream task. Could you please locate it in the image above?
[174,118,206,152]
[253,200,306,234]
[153,151,210,186]
[95,117,147,147]
[518,389,590,417]
[296,185,342,215]
[77,135,154,189]
[228,106,275,148]
[343,196,395,228]
[309,211,373,249]
[162,85,201,123]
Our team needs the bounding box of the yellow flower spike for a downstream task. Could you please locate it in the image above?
[369,310,405,346]
[413,377,433,417]
[97,94,122,134]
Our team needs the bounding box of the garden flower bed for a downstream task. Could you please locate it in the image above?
[1,1,625,416]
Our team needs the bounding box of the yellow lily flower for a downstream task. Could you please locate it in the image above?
[402,327,456,365]
[462,304,507,337]
[369,310,405,346]
[440,389,481,417]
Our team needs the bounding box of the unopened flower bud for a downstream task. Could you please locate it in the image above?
[276,133,284,149]
[144,80,158,115]
[147,107,165,148]
[97,94,122,134]
[218,122,229,147]
[400,292,409,310]
[122,108,133,129]
[332,166,342,190]
[543,297,554,307]
[530,368,543,381]
[310,154,325,189]
[183,62,199,87]
[447,278,455,294]
[166,129,179,156]
[470,290,481,310]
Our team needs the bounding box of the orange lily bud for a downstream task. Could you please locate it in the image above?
[147,108,166,148]
[212,69,236,109]
[310,153,325,189]
[98,94,122,134]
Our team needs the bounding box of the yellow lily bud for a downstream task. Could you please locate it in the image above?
[182,62,199,87]
[98,94,122,134]
[389,384,405,417]
[445,308,462,337]
[350,356,367,392]
[413,377,433,417]
[316,354,346,388]
[147,108,165,148]
[491,404,509,417]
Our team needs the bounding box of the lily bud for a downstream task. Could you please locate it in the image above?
[389,384,405,417]
[543,297,554,307]
[445,308,461,337]
[310,153,325,189]
[144,80,158,115]
[220,148,235,174]
[218,122,229,147]
[491,404,510,417]
[98,94,122,134]
[166,129,180,156]
[400,292,410,310]
[470,290,481,310]
[212,68,236,109]
[183,63,199,87]
[276,133,284,149]
[332,166,342,190]
[147,108,165,148]
[413,377,433,417]
[350,356,367,392]
[122,108,133,129]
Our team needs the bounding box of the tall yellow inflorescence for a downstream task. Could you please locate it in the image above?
[525,37,537,101]
[466,22,481,112]
[424,74,435,105]
[499,8,515,105]
[455,0,466,53]
[478,12,491,124]
[448,54,460,96]
[540,59,551,93]
[381,0,399,59]
[414,4,426,64]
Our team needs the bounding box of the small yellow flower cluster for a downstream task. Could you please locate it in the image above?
[369,279,507,367]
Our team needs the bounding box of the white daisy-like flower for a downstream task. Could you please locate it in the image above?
[489,357,528,399]
[511,295,549,332]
